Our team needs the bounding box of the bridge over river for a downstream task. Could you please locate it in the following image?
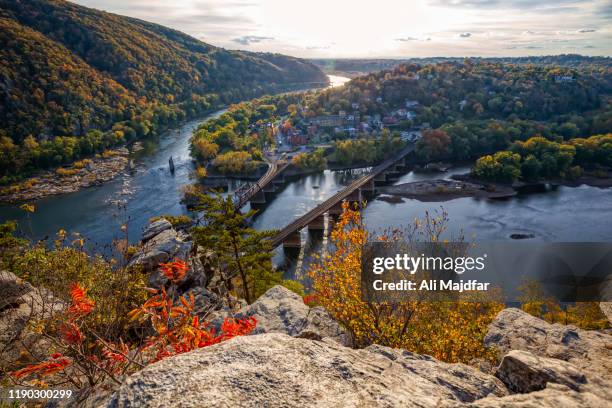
[269,143,415,248]
[234,143,416,248]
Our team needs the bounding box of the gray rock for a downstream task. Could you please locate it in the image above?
[485,308,612,401]
[0,270,63,364]
[234,285,348,345]
[128,228,192,275]
[495,350,586,393]
[106,333,505,408]
[484,308,612,380]
[141,219,172,242]
[367,345,508,402]
[600,302,612,324]
[452,383,609,408]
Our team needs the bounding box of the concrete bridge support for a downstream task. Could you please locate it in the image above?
[359,179,376,199]
[283,230,302,249]
[308,214,325,231]
[249,189,266,205]
[345,190,363,209]
[373,172,388,186]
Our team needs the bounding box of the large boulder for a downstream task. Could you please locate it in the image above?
[105,333,506,408]
[482,308,612,403]
[454,383,609,408]
[233,285,348,345]
[128,219,192,277]
[495,350,586,393]
[484,308,612,379]
[141,218,172,242]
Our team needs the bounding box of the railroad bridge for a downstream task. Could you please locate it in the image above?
[234,160,291,210]
[270,143,416,249]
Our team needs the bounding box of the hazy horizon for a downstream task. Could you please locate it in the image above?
[70,1,611,59]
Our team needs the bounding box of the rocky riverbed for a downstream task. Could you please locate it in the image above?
[0,148,129,203]
[380,179,516,202]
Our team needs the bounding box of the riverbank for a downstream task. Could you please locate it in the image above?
[452,170,612,191]
[0,148,130,203]
[379,179,516,202]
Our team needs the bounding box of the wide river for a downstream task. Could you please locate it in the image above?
[1,75,611,275]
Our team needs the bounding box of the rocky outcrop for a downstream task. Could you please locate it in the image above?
[105,333,506,408]
[495,350,586,393]
[141,218,173,242]
[98,300,612,408]
[0,270,63,365]
[600,302,612,323]
[472,308,612,407]
[484,308,612,380]
[233,285,349,345]
[128,219,241,318]
[455,383,609,408]
[366,345,508,402]
[128,226,192,274]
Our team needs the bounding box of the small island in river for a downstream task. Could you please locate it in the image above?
[379,179,516,202]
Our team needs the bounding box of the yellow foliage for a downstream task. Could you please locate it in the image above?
[195,166,207,179]
[19,203,36,213]
[56,167,80,177]
[519,279,609,330]
[308,203,503,364]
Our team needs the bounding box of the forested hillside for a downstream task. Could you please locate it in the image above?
[312,55,612,76]
[0,0,326,182]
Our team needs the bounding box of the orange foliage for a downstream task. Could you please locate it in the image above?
[11,259,255,386]
[67,282,95,315]
[129,286,256,361]
[159,259,189,284]
[12,353,71,379]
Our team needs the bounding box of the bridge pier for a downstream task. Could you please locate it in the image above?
[308,214,325,231]
[373,172,388,186]
[329,202,344,218]
[283,230,302,249]
[248,189,267,210]
[359,180,376,199]
[345,190,363,209]
[263,184,276,193]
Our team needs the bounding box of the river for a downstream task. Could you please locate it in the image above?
[253,166,612,277]
[1,74,611,273]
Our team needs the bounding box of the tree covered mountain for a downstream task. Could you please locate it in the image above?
[0,0,326,182]
[312,55,612,77]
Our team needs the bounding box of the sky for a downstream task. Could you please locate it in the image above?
[73,0,611,58]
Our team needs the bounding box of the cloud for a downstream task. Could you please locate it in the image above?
[305,45,331,50]
[577,28,597,33]
[396,36,432,42]
[231,35,274,46]
[459,32,472,38]
[429,0,588,9]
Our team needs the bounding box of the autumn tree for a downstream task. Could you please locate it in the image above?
[308,203,503,363]
[416,129,452,161]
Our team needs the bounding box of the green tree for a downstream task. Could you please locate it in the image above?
[191,193,282,303]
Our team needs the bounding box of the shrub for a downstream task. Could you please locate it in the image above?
[8,260,256,388]
[308,203,503,364]
[518,279,609,330]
